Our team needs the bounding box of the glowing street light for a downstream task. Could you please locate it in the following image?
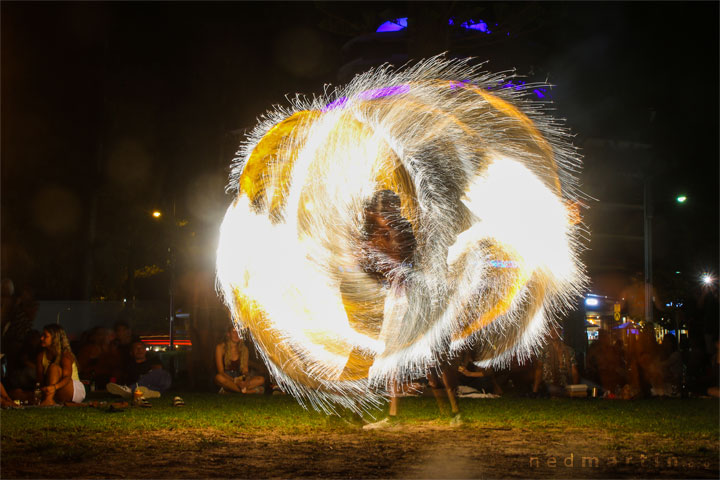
[152,210,162,219]
[701,273,714,286]
[676,195,687,203]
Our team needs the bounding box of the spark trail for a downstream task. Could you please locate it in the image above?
[216,57,587,414]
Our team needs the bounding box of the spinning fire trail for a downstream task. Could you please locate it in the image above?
[216,57,587,414]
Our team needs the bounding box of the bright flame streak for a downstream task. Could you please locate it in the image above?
[460,156,575,281]
[216,57,587,413]
[217,200,384,381]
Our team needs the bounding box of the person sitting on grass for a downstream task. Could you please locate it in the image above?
[214,325,265,394]
[10,324,86,406]
[106,341,171,399]
[2,381,17,408]
[458,361,503,396]
[532,328,580,397]
[77,326,114,389]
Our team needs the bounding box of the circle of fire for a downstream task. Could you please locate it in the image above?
[217,58,587,414]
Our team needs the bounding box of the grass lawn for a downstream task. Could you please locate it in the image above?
[1,393,718,478]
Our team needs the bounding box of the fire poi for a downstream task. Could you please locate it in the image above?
[216,57,587,414]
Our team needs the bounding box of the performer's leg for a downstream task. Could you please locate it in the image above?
[441,367,460,415]
[389,381,399,417]
[428,370,449,415]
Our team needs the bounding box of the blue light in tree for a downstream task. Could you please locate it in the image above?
[378,17,499,35]
[461,19,491,33]
[376,18,408,32]
[448,18,492,33]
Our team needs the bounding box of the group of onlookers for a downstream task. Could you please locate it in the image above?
[585,329,719,399]
[458,327,720,400]
[1,316,270,407]
[0,318,173,406]
[1,277,717,406]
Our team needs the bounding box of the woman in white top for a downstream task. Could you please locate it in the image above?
[36,324,85,405]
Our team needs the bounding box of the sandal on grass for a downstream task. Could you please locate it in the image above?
[107,402,128,413]
[173,396,185,407]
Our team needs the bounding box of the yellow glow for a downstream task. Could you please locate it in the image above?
[216,59,586,413]
[152,210,162,218]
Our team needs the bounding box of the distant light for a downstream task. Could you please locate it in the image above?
[376,18,407,32]
[676,195,687,203]
[152,210,162,218]
[378,17,500,35]
[702,273,713,285]
[675,271,681,274]
[460,19,492,34]
[585,298,599,307]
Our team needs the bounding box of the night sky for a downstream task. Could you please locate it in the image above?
[2,2,718,305]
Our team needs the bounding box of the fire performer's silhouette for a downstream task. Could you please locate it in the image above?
[360,190,460,427]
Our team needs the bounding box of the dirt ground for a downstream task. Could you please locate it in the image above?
[3,424,718,479]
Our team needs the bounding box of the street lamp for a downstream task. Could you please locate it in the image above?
[676,195,687,204]
[150,206,176,353]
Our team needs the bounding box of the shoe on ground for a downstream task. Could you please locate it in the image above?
[450,413,463,426]
[362,417,396,430]
[173,396,185,407]
[106,383,132,399]
[138,386,161,399]
[138,397,152,408]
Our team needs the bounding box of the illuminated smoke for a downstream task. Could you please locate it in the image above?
[216,57,587,414]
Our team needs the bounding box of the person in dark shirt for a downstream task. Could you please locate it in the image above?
[112,321,140,360]
[106,341,171,399]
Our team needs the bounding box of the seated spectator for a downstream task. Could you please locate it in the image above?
[1,381,16,408]
[532,329,580,397]
[5,329,41,391]
[112,320,140,360]
[77,327,114,389]
[707,339,719,398]
[458,364,503,395]
[457,347,503,395]
[106,341,171,399]
[102,320,141,383]
[586,330,626,396]
[1,281,36,382]
[214,326,265,394]
[10,324,85,405]
[659,333,682,396]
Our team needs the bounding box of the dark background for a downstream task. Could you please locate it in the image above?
[2,2,717,331]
